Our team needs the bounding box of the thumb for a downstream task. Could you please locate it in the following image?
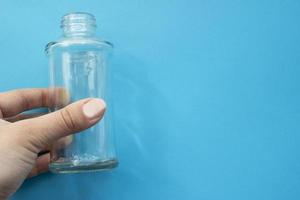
[11,98,106,152]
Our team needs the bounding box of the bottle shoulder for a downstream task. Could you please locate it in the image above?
[45,37,113,55]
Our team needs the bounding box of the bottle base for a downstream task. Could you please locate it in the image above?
[49,159,118,174]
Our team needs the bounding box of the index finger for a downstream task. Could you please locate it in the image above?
[0,88,68,118]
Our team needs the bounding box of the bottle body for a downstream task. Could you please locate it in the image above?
[46,13,117,173]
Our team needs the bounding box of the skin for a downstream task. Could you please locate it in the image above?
[0,88,106,199]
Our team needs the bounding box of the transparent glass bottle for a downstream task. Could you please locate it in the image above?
[45,12,118,173]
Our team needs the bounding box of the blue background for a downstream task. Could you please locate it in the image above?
[0,0,299,199]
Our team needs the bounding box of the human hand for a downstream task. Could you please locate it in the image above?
[0,88,106,199]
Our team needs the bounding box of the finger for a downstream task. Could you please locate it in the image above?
[5,113,47,122]
[37,136,73,157]
[0,88,68,118]
[0,119,10,126]
[49,135,73,161]
[52,135,73,150]
[27,153,50,178]
[12,98,106,152]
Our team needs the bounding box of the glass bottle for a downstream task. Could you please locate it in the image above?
[45,12,118,173]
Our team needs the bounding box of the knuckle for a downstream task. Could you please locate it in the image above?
[40,89,48,107]
[15,90,30,110]
[59,107,77,131]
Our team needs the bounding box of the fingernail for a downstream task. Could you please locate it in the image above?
[83,99,106,119]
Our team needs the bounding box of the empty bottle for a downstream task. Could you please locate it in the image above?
[45,12,118,173]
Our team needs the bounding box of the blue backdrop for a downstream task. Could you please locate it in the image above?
[0,0,299,199]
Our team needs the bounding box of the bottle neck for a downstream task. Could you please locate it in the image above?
[61,12,97,38]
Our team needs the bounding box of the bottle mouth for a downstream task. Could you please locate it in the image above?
[61,12,97,37]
